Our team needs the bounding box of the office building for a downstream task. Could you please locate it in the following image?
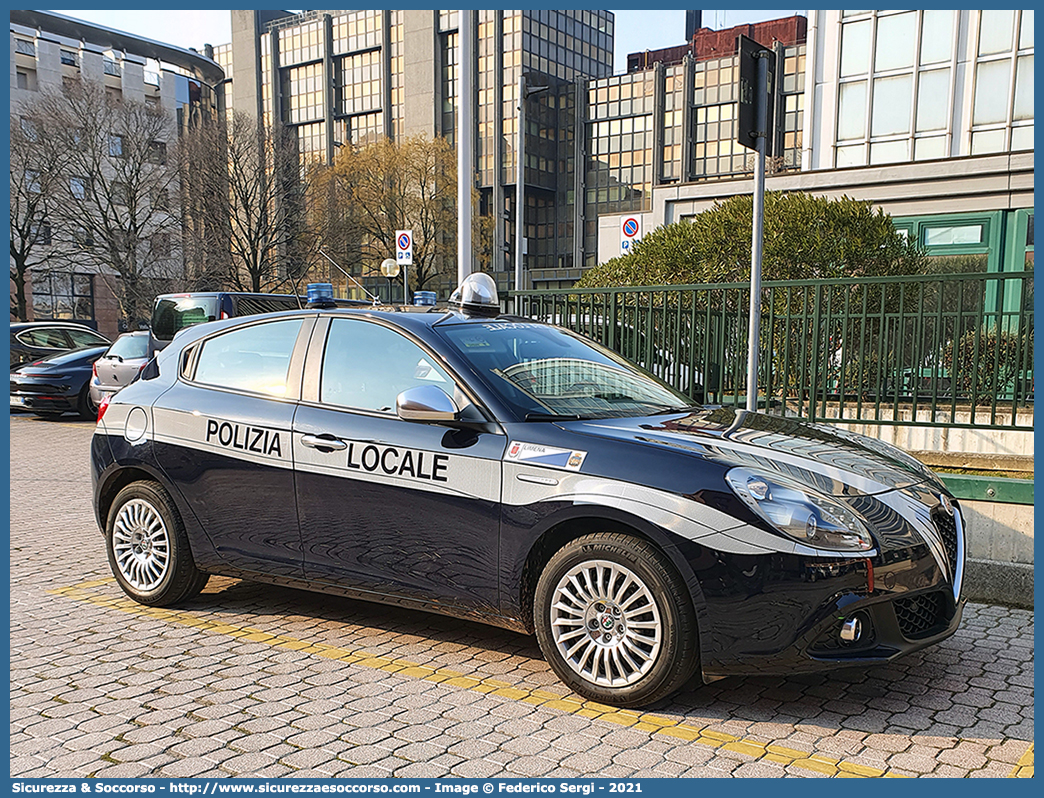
[9,9,223,336]
[217,9,614,289]
[595,10,1033,280]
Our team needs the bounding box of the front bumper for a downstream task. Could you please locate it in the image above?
[687,487,966,679]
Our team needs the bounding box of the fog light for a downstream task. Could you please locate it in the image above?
[839,617,862,643]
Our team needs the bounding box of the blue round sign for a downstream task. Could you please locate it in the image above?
[397,233,411,250]
[622,218,639,238]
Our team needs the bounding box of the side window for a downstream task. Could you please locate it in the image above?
[20,329,70,348]
[67,329,109,348]
[320,318,455,412]
[193,319,304,396]
[234,296,301,316]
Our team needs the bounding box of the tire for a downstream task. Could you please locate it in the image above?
[77,383,98,421]
[534,532,699,707]
[33,411,64,419]
[105,480,209,606]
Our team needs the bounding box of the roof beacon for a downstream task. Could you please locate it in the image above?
[449,273,500,317]
[306,283,337,309]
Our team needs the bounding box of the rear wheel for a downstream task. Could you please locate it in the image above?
[534,532,699,707]
[77,383,97,420]
[105,480,209,606]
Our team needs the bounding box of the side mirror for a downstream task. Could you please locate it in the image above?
[396,385,459,423]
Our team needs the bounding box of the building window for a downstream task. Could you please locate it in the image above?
[60,49,78,66]
[69,177,88,200]
[340,50,382,116]
[31,272,95,322]
[924,225,984,247]
[150,233,171,257]
[15,38,36,56]
[112,182,130,206]
[16,69,38,91]
[103,56,121,77]
[282,62,324,124]
[108,135,124,158]
[144,70,160,87]
[148,141,167,165]
[332,10,382,55]
[29,223,51,246]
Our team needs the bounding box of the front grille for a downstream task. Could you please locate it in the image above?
[894,591,945,639]
[931,506,960,577]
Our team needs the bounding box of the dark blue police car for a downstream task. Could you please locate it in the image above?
[92,274,965,707]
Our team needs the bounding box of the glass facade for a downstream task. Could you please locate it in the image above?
[834,10,1034,166]
[579,43,805,268]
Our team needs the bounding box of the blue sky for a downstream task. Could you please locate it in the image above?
[50,9,806,74]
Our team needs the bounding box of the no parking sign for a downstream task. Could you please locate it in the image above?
[620,216,642,254]
[395,229,413,266]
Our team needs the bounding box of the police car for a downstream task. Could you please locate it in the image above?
[92,274,965,707]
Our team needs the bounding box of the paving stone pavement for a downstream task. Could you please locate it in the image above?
[9,415,1035,779]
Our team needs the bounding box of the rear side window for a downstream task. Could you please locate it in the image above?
[152,297,219,341]
[108,334,148,360]
[193,319,304,397]
[18,329,70,348]
[233,295,302,316]
[67,328,110,348]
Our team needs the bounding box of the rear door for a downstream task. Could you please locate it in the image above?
[293,316,505,614]
[151,316,313,577]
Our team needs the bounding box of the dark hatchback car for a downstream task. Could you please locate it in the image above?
[11,345,109,419]
[92,275,965,707]
[10,321,111,369]
[149,292,369,355]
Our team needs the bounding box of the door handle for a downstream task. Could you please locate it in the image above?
[300,434,347,451]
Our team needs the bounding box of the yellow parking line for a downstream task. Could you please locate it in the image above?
[1009,745,1034,777]
[49,578,1023,778]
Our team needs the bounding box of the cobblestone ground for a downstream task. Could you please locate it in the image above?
[9,414,1035,779]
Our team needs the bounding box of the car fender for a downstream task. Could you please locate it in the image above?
[502,499,713,658]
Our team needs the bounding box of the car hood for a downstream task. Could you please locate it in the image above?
[562,407,944,496]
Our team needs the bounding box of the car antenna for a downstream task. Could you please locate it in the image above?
[317,248,381,306]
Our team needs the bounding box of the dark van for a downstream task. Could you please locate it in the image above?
[149,292,368,354]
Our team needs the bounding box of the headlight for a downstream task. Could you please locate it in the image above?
[725,467,873,552]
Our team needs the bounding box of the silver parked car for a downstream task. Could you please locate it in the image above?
[89,331,150,408]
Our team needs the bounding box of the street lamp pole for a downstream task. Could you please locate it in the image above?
[514,74,526,294]
[514,74,548,295]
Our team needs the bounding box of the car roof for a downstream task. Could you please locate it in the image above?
[160,305,547,352]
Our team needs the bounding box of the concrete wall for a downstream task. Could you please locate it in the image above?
[961,499,1034,609]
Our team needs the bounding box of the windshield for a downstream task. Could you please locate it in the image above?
[108,334,149,360]
[438,322,695,420]
[151,297,219,341]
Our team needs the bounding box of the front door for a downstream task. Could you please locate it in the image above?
[293,316,505,614]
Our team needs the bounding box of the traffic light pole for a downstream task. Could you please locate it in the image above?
[746,52,769,413]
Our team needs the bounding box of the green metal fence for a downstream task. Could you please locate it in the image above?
[512,271,1033,431]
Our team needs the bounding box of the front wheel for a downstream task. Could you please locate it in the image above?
[105,480,209,606]
[534,532,699,707]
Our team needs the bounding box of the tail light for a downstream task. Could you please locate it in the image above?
[97,393,111,423]
[92,361,98,380]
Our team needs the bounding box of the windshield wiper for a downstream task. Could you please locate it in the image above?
[524,412,588,422]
